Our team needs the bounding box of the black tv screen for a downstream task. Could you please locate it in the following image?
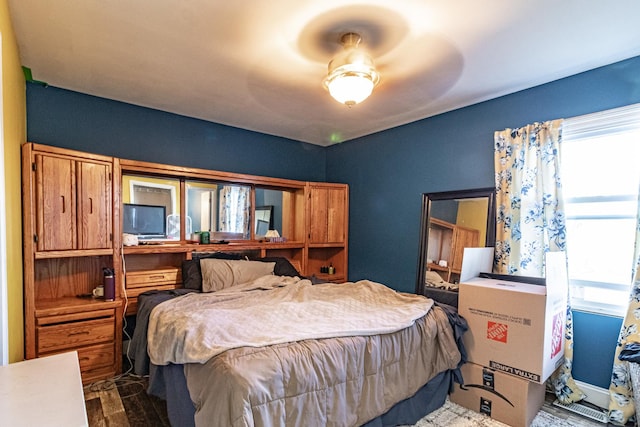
[123,203,166,238]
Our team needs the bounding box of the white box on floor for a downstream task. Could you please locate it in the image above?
[450,362,546,427]
[459,248,568,384]
[0,351,88,426]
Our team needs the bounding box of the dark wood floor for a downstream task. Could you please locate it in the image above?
[84,375,170,427]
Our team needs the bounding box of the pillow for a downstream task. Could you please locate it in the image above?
[251,257,301,277]
[200,259,276,292]
[425,270,446,287]
[181,259,203,290]
[425,270,458,291]
[192,251,245,261]
[307,274,328,285]
[181,252,246,290]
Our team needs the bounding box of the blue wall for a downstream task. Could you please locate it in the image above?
[325,55,640,389]
[25,56,640,390]
[572,311,623,388]
[26,85,326,181]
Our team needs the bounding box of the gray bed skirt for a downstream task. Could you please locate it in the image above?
[148,362,453,427]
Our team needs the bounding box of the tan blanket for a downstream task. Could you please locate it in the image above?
[147,276,434,365]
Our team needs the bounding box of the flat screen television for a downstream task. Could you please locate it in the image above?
[123,203,167,239]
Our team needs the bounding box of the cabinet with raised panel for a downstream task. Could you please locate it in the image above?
[308,184,347,244]
[32,149,112,252]
[306,183,349,282]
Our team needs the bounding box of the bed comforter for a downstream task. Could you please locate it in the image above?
[184,306,459,426]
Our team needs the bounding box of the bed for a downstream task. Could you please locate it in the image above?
[421,271,460,308]
[129,254,468,427]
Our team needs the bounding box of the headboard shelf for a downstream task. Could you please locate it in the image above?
[117,153,348,308]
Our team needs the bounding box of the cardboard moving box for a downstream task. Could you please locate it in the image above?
[451,362,546,427]
[459,248,568,384]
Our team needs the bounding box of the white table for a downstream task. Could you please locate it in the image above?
[0,351,88,426]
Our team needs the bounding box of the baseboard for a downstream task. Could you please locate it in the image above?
[575,380,609,410]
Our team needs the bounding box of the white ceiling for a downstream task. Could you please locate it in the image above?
[8,0,640,146]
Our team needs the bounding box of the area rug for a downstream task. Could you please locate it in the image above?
[407,399,583,427]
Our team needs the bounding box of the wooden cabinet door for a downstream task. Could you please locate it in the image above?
[77,161,112,249]
[34,154,112,251]
[309,187,328,243]
[326,188,346,243]
[35,154,76,251]
[451,226,480,272]
[309,186,346,244]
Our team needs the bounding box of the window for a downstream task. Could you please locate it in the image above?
[562,104,640,316]
[218,185,251,238]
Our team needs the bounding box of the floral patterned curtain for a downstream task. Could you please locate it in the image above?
[494,119,585,404]
[219,185,250,237]
[609,188,640,425]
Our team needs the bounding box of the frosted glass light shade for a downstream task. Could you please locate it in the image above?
[323,33,380,106]
[326,72,376,105]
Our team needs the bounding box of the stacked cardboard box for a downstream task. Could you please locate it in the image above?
[451,363,546,427]
[450,248,568,427]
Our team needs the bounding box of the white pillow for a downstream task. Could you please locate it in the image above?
[425,270,446,287]
[200,259,275,292]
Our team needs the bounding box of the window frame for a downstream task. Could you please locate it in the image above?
[562,103,640,317]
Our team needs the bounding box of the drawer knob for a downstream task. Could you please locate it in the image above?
[68,330,91,337]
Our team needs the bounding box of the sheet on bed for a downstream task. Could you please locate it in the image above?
[147,276,434,365]
[184,304,460,427]
[129,288,198,375]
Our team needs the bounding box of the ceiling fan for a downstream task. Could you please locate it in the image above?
[294,4,458,108]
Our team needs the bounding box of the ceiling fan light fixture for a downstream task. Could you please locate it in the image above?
[323,33,380,106]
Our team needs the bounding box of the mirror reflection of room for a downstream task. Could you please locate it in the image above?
[121,176,296,243]
[426,197,488,287]
[122,174,180,240]
[254,206,273,236]
[186,181,252,241]
[255,188,284,237]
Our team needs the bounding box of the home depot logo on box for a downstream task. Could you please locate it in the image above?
[550,311,563,358]
[487,321,508,343]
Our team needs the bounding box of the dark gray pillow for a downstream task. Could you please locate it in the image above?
[181,260,202,290]
[251,256,301,277]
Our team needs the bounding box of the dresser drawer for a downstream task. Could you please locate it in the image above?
[125,284,181,316]
[76,342,114,372]
[126,268,182,288]
[42,342,114,373]
[37,317,114,353]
